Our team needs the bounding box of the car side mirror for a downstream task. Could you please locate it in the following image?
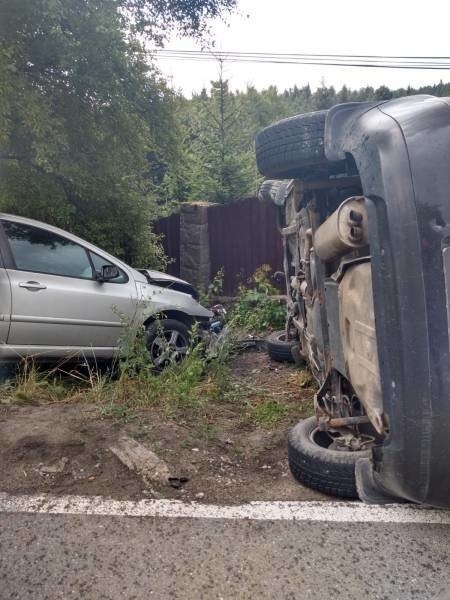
[97,265,120,282]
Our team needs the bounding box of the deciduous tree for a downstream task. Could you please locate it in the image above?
[0,0,236,265]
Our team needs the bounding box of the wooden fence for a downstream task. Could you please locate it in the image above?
[153,212,180,277]
[153,197,283,295]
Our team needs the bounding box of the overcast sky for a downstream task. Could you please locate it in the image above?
[155,0,450,96]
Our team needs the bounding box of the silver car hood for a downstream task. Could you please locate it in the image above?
[138,269,212,319]
[140,269,192,287]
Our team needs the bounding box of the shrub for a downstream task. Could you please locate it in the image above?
[228,265,285,333]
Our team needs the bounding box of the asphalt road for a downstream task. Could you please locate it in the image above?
[1,497,450,600]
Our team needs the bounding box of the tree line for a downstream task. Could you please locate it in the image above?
[176,77,450,205]
[1,1,449,268]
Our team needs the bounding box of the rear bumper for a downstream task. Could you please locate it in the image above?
[326,96,450,508]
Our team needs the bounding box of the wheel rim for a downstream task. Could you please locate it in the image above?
[309,426,372,453]
[150,329,189,368]
[309,427,334,449]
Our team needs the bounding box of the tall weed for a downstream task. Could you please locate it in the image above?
[228,265,285,333]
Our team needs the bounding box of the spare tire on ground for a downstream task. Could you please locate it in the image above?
[266,330,297,363]
[288,417,372,499]
[255,110,343,179]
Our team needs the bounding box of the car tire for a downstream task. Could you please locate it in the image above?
[266,330,297,363]
[288,417,372,499]
[255,110,334,179]
[146,319,190,371]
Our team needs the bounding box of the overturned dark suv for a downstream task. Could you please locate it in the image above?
[256,95,450,509]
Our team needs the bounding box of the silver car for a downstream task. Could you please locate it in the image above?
[0,213,212,368]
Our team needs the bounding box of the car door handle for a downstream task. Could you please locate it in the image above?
[19,281,47,291]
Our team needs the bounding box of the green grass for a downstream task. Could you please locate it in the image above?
[227,265,285,334]
[247,399,288,427]
[0,270,315,431]
[0,336,229,418]
[98,403,135,423]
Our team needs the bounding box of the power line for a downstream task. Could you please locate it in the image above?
[154,49,450,60]
[156,56,450,70]
[152,49,450,70]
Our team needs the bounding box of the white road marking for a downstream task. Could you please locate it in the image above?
[0,492,449,524]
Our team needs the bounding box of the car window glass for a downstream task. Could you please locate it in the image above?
[89,251,128,283]
[2,220,94,279]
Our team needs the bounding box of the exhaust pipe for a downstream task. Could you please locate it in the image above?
[314,196,369,261]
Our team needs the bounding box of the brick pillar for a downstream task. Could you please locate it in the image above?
[179,202,214,292]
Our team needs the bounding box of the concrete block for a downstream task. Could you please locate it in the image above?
[110,436,171,486]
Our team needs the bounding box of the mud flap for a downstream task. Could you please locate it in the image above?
[355,458,403,504]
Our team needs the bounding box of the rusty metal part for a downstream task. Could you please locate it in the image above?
[280,223,298,237]
[302,228,313,298]
[282,236,295,311]
[318,415,370,430]
[329,432,376,452]
[314,371,355,418]
[294,176,361,194]
[314,370,381,444]
[314,196,369,261]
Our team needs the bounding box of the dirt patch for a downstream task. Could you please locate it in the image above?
[0,350,327,503]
